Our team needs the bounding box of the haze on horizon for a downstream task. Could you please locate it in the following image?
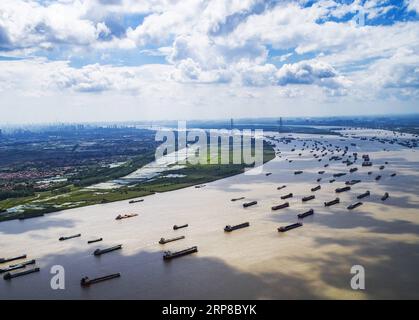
[0,0,418,124]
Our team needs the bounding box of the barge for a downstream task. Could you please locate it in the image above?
[271,202,290,210]
[294,170,303,175]
[347,202,363,210]
[115,213,138,220]
[280,193,293,200]
[163,246,198,260]
[3,267,40,280]
[311,185,321,192]
[224,222,250,232]
[243,201,257,208]
[324,198,340,206]
[0,259,36,274]
[302,195,315,202]
[129,199,144,204]
[335,186,351,193]
[87,238,103,244]
[357,191,370,199]
[277,185,287,190]
[231,197,245,202]
[0,254,27,264]
[81,273,121,287]
[159,236,185,244]
[173,224,188,230]
[297,209,314,219]
[93,245,122,256]
[381,192,389,201]
[278,222,303,232]
[59,233,81,241]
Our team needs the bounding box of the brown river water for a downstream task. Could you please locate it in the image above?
[1,129,419,299]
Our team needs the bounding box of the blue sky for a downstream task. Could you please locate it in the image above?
[0,0,418,123]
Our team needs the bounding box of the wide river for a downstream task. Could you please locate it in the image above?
[1,128,419,299]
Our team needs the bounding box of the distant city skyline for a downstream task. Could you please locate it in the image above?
[1,0,419,123]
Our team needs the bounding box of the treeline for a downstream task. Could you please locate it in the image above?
[0,189,35,201]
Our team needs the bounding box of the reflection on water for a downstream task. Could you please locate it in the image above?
[1,129,419,299]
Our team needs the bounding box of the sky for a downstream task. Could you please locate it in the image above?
[0,0,418,124]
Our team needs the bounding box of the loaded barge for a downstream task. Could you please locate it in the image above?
[0,254,27,264]
[347,202,363,210]
[224,222,250,232]
[173,224,188,230]
[81,273,121,287]
[311,185,321,192]
[302,195,315,202]
[59,233,81,241]
[93,245,122,256]
[271,202,290,210]
[280,193,293,200]
[88,238,103,244]
[357,191,370,199]
[163,246,198,260]
[335,186,351,193]
[298,209,314,219]
[3,267,40,280]
[278,222,303,232]
[324,198,340,206]
[159,236,185,244]
[0,259,36,274]
[243,201,257,208]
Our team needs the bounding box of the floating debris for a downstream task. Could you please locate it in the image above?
[115,213,138,220]
[93,245,122,256]
[88,238,103,244]
[302,195,315,202]
[357,191,370,199]
[280,193,293,200]
[278,222,303,232]
[0,259,36,274]
[311,185,321,192]
[347,202,363,210]
[3,267,40,280]
[59,233,81,241]
[243,201,257,208]
[159,236,185,244]
[81,273,121,287]
[298,209,314,219]
[271,202,290,210]
[173,224,188,230]
[163,246,198,260]
[335,186,351,193]
[0,255,27,264]
[324,198,340,206]
[224,222,250,232]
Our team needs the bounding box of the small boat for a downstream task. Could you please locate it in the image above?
[59,233,81,241]
[311,185,321,192]
[362,161,372,167]
[129,199,144,204]
[277,185,287,190]
[195,185,206,188]
[302,195,315,202]
[3,267,40,280]
[0,254,27,264]
[115,213,138,220]
[243,201,257,208]
[163,246,198,260]
[294,170,303,175]
[265,172,272,176]
[81,273,121,287]
[324,164,329,167]
[318,170,325,174]
[278,222,303,232]
[381,192,389,201]
[335,186,351,193]
[173,224,188,230]
[347,202,363,210]
[379,165,385,170]
[298,209,314,219]
[324,198,340,206]
[375,175,382,181]
[349,167,358,173]
[159,236,185,244]
[231,197,245,202]
[0,260,36,274]
[357,191,370,199]
[93,245,122,256]
[368,171,373,175]
[87,238,103,244]
[271,202,289,210]
[224,222,250,232]
[280,193,293,200]
[390,173,397,177]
